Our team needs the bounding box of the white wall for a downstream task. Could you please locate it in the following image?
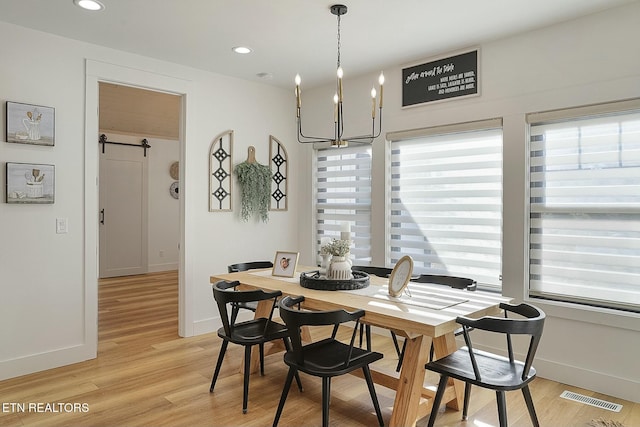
[297,3,640,402]
[0,22,298,379]
[146,137,180,272]
[0,23,89,378]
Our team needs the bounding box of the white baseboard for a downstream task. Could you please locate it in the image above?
[147,262,179,273]
[0,343,95,381]
[534,357,639,404]
[369,327,639,404]
[192,317,218,336]
[192,311,253,336]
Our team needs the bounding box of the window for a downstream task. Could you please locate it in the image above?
[315,144,372,264]
[387,119,503,288]
[527,99,640,311]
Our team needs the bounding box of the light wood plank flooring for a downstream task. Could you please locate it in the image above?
[0,271,637,426]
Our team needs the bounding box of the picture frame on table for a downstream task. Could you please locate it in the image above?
[388,255,414,297]
[6,101,55,146]
[6,162,55,204]
[272,251,299,278]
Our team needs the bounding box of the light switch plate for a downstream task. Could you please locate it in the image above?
[56,218,68,234]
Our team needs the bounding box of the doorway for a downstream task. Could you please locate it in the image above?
[97,82,180,279]
[85,60,194,349]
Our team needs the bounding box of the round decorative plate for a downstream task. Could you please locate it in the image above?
[169,161,179,180]
[170,181,179,199]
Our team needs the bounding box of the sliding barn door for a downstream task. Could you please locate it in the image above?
[99,142,148,278]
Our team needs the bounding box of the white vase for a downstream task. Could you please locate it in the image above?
[319,253,332,278]
[345,251,353,267]
[329,256,352,280]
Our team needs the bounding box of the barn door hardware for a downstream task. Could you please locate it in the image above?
[99,134,151,157]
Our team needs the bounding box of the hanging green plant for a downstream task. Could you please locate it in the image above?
[234,160,272,222]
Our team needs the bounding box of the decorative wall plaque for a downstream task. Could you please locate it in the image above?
[402,49,479,107]
[269,135,288,211]
[169,161,179,180]
[209,130,233,212]
[169,181,179,199]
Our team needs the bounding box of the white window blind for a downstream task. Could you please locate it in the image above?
[528,100,640,311]
[315,144,372,263]
[388,121,503,288]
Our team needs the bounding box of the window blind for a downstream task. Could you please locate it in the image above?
[315,144,372,263]
[528,102,640,311]
[389,123,503,288]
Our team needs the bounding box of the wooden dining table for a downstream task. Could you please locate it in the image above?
[210,267,511,427]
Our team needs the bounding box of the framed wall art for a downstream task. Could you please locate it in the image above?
[402,48,479,108]
[6,101,55,146]
[6,162,55,204]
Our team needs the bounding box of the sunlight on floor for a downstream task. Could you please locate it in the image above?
[474,420,496,427]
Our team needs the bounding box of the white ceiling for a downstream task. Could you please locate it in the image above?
[0,0,635,89]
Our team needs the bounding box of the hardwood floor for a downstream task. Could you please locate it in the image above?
[0,270,637,426]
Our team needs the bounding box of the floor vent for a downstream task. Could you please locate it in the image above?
[560,390,623,412]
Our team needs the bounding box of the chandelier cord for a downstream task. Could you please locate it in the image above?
[336,13,341,70]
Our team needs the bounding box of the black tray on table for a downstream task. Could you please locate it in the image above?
[299,270,370,291]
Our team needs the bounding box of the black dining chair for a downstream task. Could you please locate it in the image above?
[210,280,302,414]
[272,295,385,427]
[227,261,274,324]
[228,261,274,273]
[425,302,546,427]
[395,273,477,371]
[351,265,402,355]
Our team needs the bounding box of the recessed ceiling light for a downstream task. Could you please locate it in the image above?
[74,0,105,11]
[232,46,252,54]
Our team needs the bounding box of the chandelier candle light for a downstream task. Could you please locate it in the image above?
[295,4,384,148]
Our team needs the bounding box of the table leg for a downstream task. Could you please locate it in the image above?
[389,334,429,427]
[432,333,464,410]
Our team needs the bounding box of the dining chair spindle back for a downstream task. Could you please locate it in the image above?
[210,280,302,414]
[273,295,385,427]
[226,261,274,323]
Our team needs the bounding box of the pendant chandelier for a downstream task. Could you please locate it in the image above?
[295,4,384,148]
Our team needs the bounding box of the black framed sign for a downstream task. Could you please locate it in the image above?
[402,49,479,107]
